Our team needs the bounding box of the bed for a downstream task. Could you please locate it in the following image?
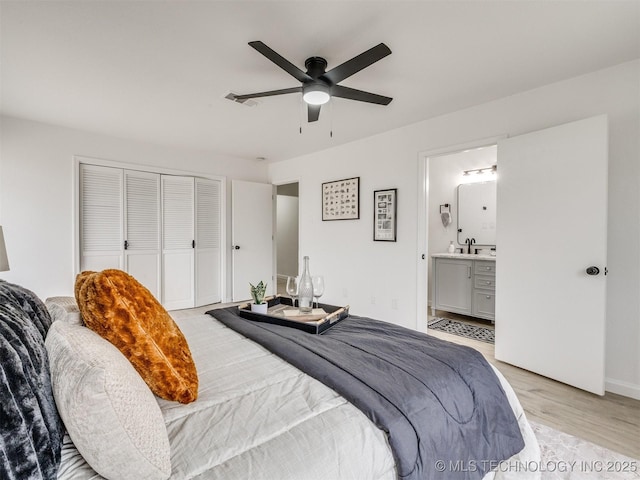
[0,279,540,480]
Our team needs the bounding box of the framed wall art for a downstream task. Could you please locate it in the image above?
[322,177,360,221]
[373,188,397,241]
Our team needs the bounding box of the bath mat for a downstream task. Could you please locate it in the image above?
[428,317,495,344]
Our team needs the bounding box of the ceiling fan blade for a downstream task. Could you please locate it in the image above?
[308,104,321,122]
[249,41,312,83]
[234,87,302,101]
[331,85,392,105]
[323,43,391,84]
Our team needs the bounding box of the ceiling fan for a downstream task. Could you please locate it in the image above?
[232,41,393,122]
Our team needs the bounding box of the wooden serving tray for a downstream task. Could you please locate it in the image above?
[237,295,350,334]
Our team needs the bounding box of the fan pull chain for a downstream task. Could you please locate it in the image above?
[329,100,333,138]
[299,97,304,134]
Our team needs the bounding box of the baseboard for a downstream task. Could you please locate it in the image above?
[605,377,640,400]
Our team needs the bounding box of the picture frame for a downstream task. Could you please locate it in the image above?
[322,177,360,221]
[373,188,397,242]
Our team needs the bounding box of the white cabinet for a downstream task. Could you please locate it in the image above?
[432,258,473,315]
[79,164,222,309]
[432,255,496,321]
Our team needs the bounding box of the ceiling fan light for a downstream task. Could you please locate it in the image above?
[303,84,330,105]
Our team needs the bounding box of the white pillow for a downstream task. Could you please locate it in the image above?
[45,321,171,480]
[45,296,83,326]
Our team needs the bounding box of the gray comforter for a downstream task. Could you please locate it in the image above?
[0,281,64,480]
[210,308,524,480]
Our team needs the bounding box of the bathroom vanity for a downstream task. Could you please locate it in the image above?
[431,253,496,322]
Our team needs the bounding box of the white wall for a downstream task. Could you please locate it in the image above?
[0,116,269,300]
[269,60,640,399]
[276,195,299,278]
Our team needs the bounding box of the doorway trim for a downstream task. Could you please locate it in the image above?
[416,135,505,331]
[273,179,300,297]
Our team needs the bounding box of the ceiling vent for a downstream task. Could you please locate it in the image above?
[224,92,258,107]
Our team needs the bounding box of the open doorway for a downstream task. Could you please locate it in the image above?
[276,183,299,295]
[419,117,608,395]
[427,146,497,306]
[418,143,498,334]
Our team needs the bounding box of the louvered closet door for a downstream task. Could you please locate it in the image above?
[80,164,123,272]
[162,175,195,310]
[124,170,161,299]
[195,178,222,306]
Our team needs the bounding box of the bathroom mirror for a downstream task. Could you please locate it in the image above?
[457,181,496,246]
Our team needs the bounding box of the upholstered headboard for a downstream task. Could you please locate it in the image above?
[0,280,64,480]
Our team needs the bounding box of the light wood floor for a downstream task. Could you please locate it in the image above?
[429,311,640,460]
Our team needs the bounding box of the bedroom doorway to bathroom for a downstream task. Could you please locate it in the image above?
[418,115,608,395]
[275,183,299,295]
[424,144,498,351]
[424,144,498,321]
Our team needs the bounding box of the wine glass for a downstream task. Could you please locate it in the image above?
[286,276,299,307]
[312,275,325,309]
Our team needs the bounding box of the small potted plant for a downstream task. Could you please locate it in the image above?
[249,281,268,314]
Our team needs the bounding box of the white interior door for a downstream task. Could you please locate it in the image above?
[496,115,608,395]
[232,180,273,301]
[124,170,161,299]
[162,175,195,310]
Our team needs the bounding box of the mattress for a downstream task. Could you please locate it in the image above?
[57,307,540,479]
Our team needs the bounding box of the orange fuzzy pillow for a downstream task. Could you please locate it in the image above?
[75,269,198,404]
[74,270,95,302]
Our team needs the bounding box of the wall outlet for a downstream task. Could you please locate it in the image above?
[371,296,376,305]
[391,299,398,310]
[343,288,348,298]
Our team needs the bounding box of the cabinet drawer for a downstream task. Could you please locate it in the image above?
[473,291,496,320]
[474,275,496,290]
[474,261,496,275]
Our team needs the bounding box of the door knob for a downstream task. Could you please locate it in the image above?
[586,266,600,276]
[233,245,240,250]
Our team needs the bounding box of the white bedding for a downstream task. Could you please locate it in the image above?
[57,308,540,480]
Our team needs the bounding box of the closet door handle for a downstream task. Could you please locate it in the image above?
[586,266,600,276]
[467,266,471,278]
[124,240,128,250]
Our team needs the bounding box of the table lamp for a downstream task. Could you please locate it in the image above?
[0,226,10,272]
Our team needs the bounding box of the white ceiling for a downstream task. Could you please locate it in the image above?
[1,1,638,162]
